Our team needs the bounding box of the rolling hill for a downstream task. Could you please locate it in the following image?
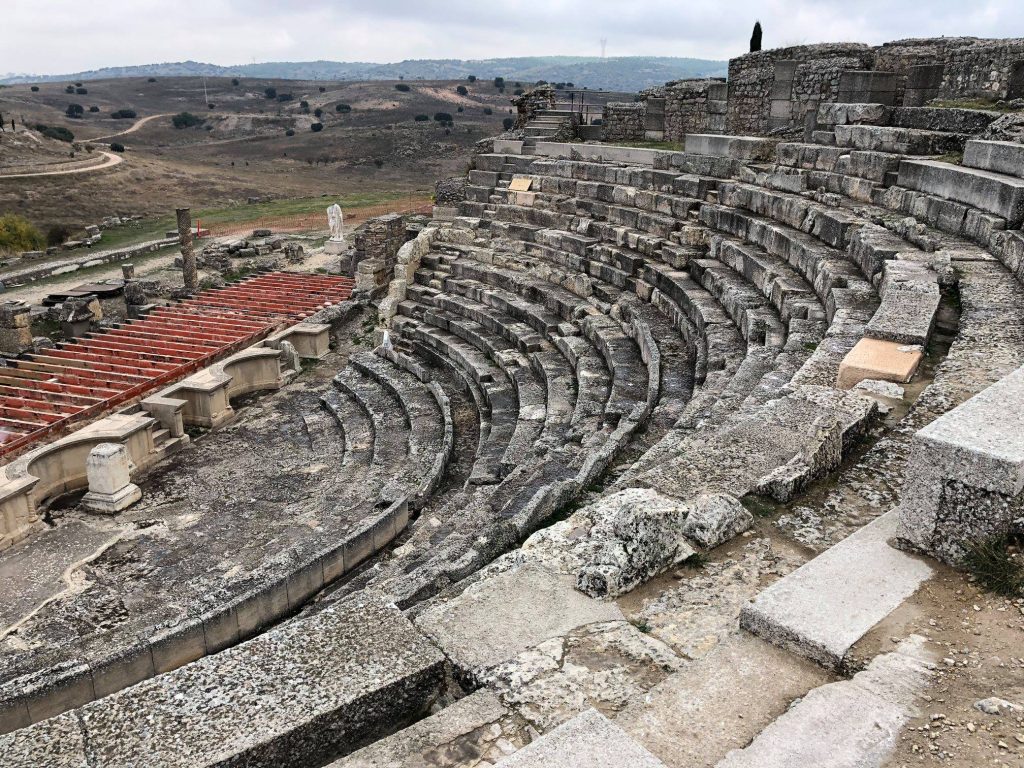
[1,56,728,92]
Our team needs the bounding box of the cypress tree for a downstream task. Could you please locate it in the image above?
[750,21,763,53]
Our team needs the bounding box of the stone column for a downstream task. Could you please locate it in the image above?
[0,301,32,355]
[176,207,198,295]
[82,443,142,514]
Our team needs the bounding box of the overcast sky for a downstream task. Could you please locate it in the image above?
[4,0,1024,75]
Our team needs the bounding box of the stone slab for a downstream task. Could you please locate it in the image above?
[508,177,533,191]
[497,709,668,768]
[865,289,939,346]
[0,597,446,768]
[330,689,511,767]
[684,134,777,162]
[740,511,934,670]
[616,634,830,768]
[963,139,1024,180]
[414,562,623,673]
[716,636,935,768]
[897,364,1024,563]
[897,158,1024,228]
[837,337,923,389]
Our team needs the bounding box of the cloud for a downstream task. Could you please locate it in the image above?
[4,0,1024,75]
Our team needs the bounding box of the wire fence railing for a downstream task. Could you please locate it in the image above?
[204,195,435,237]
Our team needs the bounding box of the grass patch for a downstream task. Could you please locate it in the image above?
[928,98,1024,113]
[86,190,428,251]
[935,151,964,165]
[963,534,1024,598]
[741,494,780,519]
[630,617,652,634]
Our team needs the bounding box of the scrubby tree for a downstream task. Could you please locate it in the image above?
[109,142,125,152]
[74,81,82,87]
[264,86,277,99]
[89,105,99,112]
[147,77,157,82]
[75,87,87,95]
[285,128,295,136]
[457,106,464,112]
[172,111,204,129]
[111,109,137,119]
[483,107,493,115]
[34,123,74,141]
[750,21,763,53]
[30,85,39,92]
[277,93,293,102]
[0,214,44,254]
[414,114,429,121]
[65,85,74,94]
[493,77,504,88]
[394,83,410,92]
[434,112,452,122]
[502,117,515,130]
[310,122,324,132]
[314,107,323,118]
[65,103,84,118]
[335,103,351,113]
[456,85,468,96]
[318,86,326,93]
[467,75,477,82]
[231,78,240,86]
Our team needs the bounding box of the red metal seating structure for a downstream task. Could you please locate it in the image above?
[0,271,354,458]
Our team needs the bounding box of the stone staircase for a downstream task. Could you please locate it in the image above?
[521,109,574,151]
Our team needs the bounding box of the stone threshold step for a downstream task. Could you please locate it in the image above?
[740,510,934,670]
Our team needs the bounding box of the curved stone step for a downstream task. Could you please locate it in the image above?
[333,368,411,504]
[319,388,373,470]
[398,321,516,486]
[348,352,448,508]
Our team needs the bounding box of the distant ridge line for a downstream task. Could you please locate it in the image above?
[1,56,728,92]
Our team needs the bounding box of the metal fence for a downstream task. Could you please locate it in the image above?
[204,195,434,237]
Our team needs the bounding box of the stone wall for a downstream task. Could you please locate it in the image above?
[600,102,646,142]
[434,177,467,206]
[352,214,407,296]
[657,79,729,141]
[512,85,556,129]
[726,43,874,135]
[726,37,1024,136]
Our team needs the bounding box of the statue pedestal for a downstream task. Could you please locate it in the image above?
[324,238,346,255]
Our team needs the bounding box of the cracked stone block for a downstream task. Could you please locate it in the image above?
[896,364,1024,564]
[496,709,668,767]
[414,562,623,676]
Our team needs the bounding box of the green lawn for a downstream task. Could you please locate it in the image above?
[93,190,429,250]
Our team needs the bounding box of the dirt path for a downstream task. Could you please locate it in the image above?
[91,113,171,141]
[0,150,123,179]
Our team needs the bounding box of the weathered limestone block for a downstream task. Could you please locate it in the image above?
[816,102,891,127]
[963,139,1024,180]
[896,365,1024,564]
[1,598,446,767]
[414,562,623,676]
[897,159,1024,228]
[0,301,32,354]
[570,489,696,598]
[680,493,753,549]
[498,709,668,768]
[81,443,142,515]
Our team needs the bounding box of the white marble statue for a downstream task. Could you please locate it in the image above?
[327,203,344,241]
